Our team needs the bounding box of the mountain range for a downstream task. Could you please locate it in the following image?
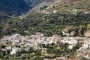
[0,0,90,16]
[0,0,45,15]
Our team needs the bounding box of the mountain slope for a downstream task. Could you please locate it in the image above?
[0,0,90,16]
[34,0,90,14]
[0,0,31,15]
[0,0,46,16]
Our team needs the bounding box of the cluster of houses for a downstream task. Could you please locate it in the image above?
[0,33,90,59]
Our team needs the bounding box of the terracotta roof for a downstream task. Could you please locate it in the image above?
[66,58,74,60]
[66,58,81,60]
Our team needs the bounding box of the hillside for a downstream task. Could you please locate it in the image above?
[0,0,32,16]
[0,0,90,37]
[0,0,46,16]
[30,0,59,12]
[0,0,90,16]
[35,0,90,14]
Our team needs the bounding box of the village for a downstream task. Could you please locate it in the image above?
[0,32,90,60]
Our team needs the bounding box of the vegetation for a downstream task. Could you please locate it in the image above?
[0,12,90,37]
[0,42,80,60]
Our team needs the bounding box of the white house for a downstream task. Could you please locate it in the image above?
[10,47,21,55]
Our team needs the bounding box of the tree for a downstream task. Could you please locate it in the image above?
[3,24,12,35]
[87,24,90,29]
